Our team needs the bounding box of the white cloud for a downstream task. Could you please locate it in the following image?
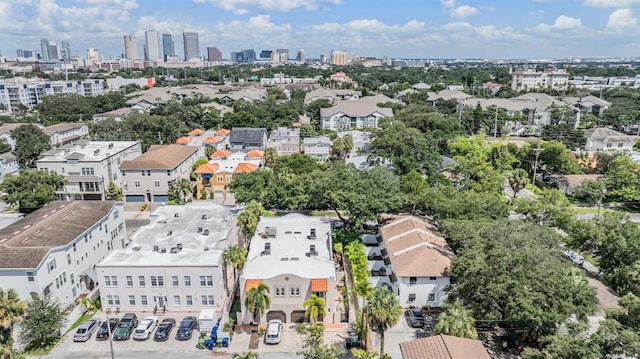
[192,0,341,12]
[450,5,478,18]
[312,19,425,33]
[536,15,583,31]
[584,0,640,6]
[441,0,455,7]
[606,8,637,30]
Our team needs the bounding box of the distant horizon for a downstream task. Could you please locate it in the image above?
[1,0,640,60]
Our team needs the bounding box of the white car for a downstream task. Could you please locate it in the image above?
[264,319,283,344]
[132,316,158,340]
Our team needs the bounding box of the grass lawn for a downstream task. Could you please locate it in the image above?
[64,310,97,335]
[16,336,61,358]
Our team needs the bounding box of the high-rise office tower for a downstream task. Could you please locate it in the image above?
[17,49,35,58]
[124,35,138,59]
[87,48,100,62]
[275,49,288,63]
[162,34,175,60]
[207,47,222,62]
[320,53,326,64]
[259,50,272,59]
[297,49,305,63]
[145,30,162,61]
[40,39,50,61]
[60,41,71,61]
[183,32,199,61]
[48,41,60,60]
[330,50,349,65]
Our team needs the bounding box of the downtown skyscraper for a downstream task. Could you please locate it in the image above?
[182,32,199,61]
[162,34,175,60]
[144,29,162,61]
[124,35,138,59]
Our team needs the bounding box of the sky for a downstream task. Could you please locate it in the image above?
[0,0,639,60]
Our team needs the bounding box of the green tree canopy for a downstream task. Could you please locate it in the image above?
[0,170,65,213]
[434,303,477,339]
[11,124,52,168]
[21,294,65,346]
[367,287,403,356]
[104,181,124,201]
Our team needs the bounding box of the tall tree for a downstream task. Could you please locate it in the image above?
[367,287,403,356]
[605,155,640,202]
[434,303,477,339]
[167,178,193,204]
[296,324,343,359]
[222,245,248,283]
[263,147,278,167]
[104,181,123,201]
[508,168,530,199]
[245,283,270,325]
[237,201,263,243]
[21,294,65,346]
[0,170,65,213]
[0,289,26,356]
[303,294,326,325]
[11,124,51,168]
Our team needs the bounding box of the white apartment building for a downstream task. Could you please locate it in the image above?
[240,214,339,324]
[97,203,234,313]
[0,152,19,182]
[119,145,199,203]
[510,68,569,92]
[266,127,300,156]
[303,136,332,162]
[37,141,142,201]
[320,101,393,131]
[0,79,104,113]
[368,216,452,308]
[0,201,126,308]
[42,123,89,146]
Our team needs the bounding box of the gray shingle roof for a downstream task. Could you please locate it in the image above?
[229,127,267,144]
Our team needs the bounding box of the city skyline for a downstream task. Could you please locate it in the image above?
[0,0,639,59]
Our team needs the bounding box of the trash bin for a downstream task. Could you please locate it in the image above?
[197,336,206,349]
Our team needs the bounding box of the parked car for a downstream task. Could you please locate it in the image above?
[133,316,159,340]
[405,308,426,328]
[73,319,101,342]
[154,318,176,342]
[563,250,585,266]
[345,335,362,349]
[264,319,283,344]
[175,316,198,341]
[113,313,138,341]
[96,318,119,340]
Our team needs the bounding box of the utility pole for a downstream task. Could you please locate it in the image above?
[106,313,115,359]
[457,103,463,126]
[531,141,543,187]
[157,131,163,144]
[493,107,499,139]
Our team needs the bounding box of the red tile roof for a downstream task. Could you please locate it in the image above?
[245,279,263,291]
[311,278,328,292]
[175,136,192,144]
[194,163,220,174]
[203,136,221,144]
[246,149,264,158]
[210,149,232,158]
[216,128,230,135]
[400,335,491,359]
[188,128,205,136]
[234,163,258,174]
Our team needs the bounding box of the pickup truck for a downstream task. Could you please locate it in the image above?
[113,313,138,341]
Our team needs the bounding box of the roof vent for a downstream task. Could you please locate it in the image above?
[261,242,271,256]
[160,248,167,253]
[152,245,159,252]
[108,143,114,149]
[307,228,316,239]
[167,230,173,236]
[265,227,277,238]
[94,149,100,155]
[174,213,180,218]
[177,243,183,251]
[170,247,179,254]
[203,229,210,236]
[306,244,318,257]
[201,214,208,220]
[198,227,203,233]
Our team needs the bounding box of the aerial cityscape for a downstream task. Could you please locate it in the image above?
[0,1,640,359]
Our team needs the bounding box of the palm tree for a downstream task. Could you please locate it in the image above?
[245,283,271,326]
[237,201,263,244]
[435,303,478,339]
[168,179,193,204]
[80,297,98,314]
[367,287,402,356]
[303,294,326,325]
[223,245,248,284]
[263,147,278,167]
[0,289,26,357]
[509,168,529,199]
[351,348,379,359]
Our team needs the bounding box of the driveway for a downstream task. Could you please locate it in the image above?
[369,314,430,359]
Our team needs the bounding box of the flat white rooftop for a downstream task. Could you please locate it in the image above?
[38,141,141,162]
[99,202,234,267]
[242,213,336,280]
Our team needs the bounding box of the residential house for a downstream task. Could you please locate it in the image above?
[119,145,199,203]
[37,141,142,201]
[0,123,26,149]
[0,152,19,182]
[97,203,233,313]
[563,95,611,117]
[43,123,89,146]
[303,88,362,104]
[239,214,339,324]
[211,88,267,105]
[320,101,393,131]
[0,201,126,308]
[584,127,636,152]
[400,335,491,359]
[195,150,262,199]
[303,136,332,162]
[552,174,602,196]
[374,216,452,308]
[229,127,268,151]
[267,127,300,156]
[426,90,472,105]
[92,107,142,122]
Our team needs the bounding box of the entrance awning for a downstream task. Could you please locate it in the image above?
[245,279,263,291]
[310,278,328,292]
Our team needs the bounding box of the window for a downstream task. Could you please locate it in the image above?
[174,296,181,306]
[141,295,148,305]
[618,143,624,148]
[186,295,193,306]
[409,277,417,285]
[107,295,114,305]
[114,295,120,305]
[275,287,285,297]
[67,254,71,265]
[184,276,191,287]
[139,276,146,287]
[26,271,35,281]
[154,180,160,188]
[151,276,163,287]
[73,243,76,252]
[126,276,133,287]
[147,170,151,176]
[428,293,436,302]
[201,295,215,306]
[167,170,171,176]
[134,180,141,188]
[226,175,232,182]
[104,275,117,287]
[290,287,300,296]
[429,277,436,281]
[129,295,135,305]
[606,143,612,148]
[141,170,145,176]
[217,176,223,182]
[121,170,126,177]
[408,293,416,303]
[47,258,56,272]
[113,210,119,220]
[70,273,74,284]
[172,276,179,287]
[158,276,164,286]
[200,275,213,287]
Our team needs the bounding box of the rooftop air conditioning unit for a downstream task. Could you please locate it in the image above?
[152,245,159,252]
[203,229,210,235]
[160,248,167,253]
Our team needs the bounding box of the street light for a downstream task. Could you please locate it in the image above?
[106,313,115,359]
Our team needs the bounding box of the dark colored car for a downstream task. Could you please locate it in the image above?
[405,308,425,328]
[113,313,138,341]
[345,335,362,349]
[154,318,176,342]
[96,318,119,340]
[175,316,198,341]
